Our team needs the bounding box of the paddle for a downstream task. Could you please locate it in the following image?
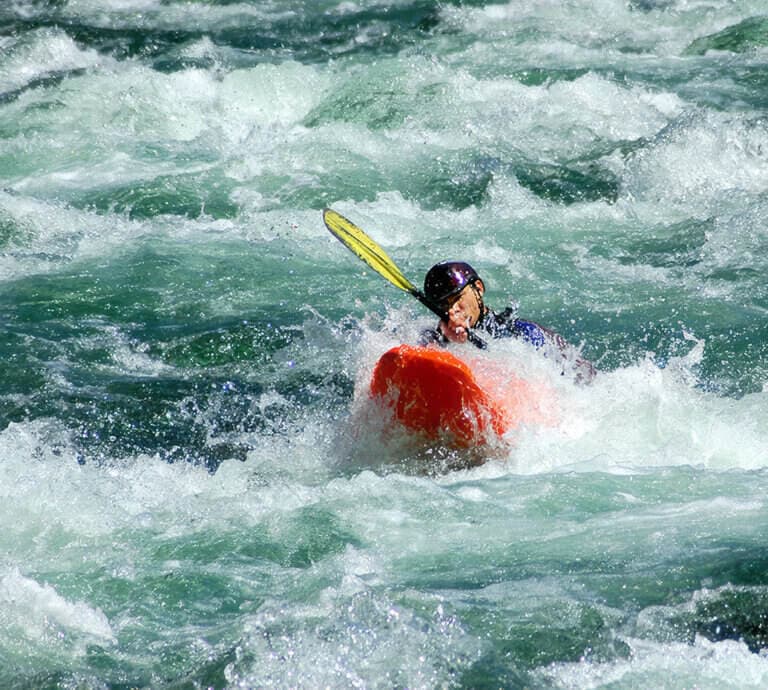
[323,208,487,350]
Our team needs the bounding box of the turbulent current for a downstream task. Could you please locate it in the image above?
[1,1,768,688]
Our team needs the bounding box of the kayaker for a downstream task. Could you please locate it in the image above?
[419,260,597,384]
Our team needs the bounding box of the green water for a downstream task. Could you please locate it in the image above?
[1,0,768,687]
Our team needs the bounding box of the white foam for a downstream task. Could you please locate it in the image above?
[231,582,483,689]
[36,0,292,29]
[346,320,768,476]
[446,0,758,58]
[0,567,114,648]
[0,28,105,94]
[510,349,768,474]
[541,635,768,689]
[0,190,154,278]
[622,111,768,213]
[4,53,328,209]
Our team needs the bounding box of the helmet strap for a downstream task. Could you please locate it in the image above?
[471,283,486,327]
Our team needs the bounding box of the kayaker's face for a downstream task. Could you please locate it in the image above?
[440,280,484,343]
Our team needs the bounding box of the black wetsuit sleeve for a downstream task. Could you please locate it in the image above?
[418,327,447,347]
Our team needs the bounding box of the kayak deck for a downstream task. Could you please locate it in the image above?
[369,345,547,447]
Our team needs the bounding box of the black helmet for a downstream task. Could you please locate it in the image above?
[424,261,481,305]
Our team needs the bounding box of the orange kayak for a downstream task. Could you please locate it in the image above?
[369,345,553,448]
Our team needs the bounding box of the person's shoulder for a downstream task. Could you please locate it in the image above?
[510,318,548,346]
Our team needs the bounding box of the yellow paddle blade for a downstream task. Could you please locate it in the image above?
[323,208,416,294]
